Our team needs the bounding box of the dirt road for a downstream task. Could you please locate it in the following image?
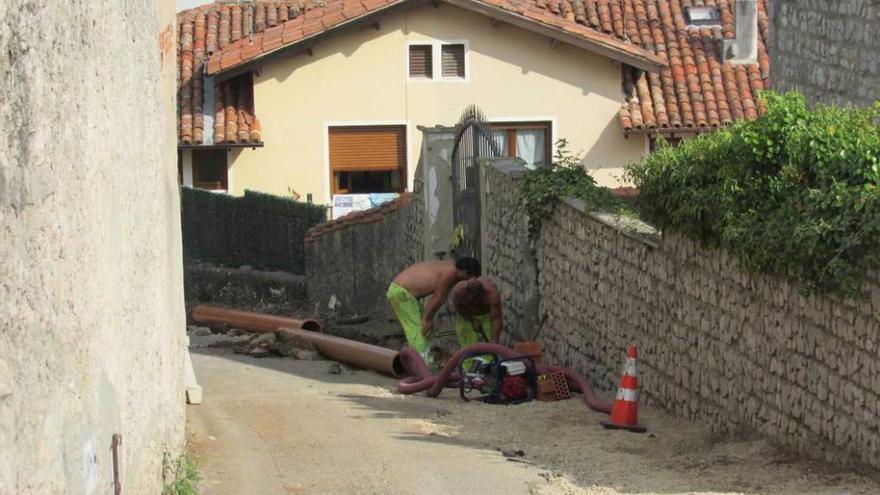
[187,349,879,495]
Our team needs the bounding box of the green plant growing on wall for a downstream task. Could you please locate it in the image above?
[162,453,199,495]
[520,138,632,237]
[626,90,880,296]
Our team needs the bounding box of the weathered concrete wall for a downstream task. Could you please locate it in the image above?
[482,161,880,469]
[418,126,457,260]
[305,195,425,321]
[770,0,880,107]
[480,159,540,345]
[0,0,185,493]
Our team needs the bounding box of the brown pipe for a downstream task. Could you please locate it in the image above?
[192,305,322,332]
[279,327,404,378]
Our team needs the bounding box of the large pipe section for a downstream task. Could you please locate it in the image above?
[192,305,322,332]
[279,327,405,378]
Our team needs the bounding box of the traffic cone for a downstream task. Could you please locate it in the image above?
[600,344,646,433]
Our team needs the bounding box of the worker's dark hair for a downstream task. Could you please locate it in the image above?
[455,256,481,277]
[465,279,485,299]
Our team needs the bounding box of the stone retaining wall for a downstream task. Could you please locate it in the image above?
[482,160,880,469]
[304,194,424,321]
[770,0,880,107]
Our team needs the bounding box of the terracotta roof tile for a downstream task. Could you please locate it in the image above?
[201,0,663,77]
[179,0,769,145]
[620,0,770,134]
[305,193,413,241]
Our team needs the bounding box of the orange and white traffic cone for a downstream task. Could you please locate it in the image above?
[600,344,646,433]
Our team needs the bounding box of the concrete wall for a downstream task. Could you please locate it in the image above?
[770,0,880,107]
[228,2,646,204]
[482,161,880,469]
[0,0,186,493]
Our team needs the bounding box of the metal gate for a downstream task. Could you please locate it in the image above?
[450,105,501,259]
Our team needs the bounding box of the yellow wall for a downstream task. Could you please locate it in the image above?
[230,3,647,202]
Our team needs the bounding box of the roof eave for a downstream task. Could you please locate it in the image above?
[443,0,666,71]
[208,0,425,79]
[208,0,666,78]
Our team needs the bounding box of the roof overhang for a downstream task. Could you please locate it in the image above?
[208,0,665,80]
[178,142,265,150]
[443,0,665,72]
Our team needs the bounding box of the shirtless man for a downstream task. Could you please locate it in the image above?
[386,257,481,367]
[451,277,503,346]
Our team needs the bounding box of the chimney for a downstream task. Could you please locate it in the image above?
[723,0,758,64]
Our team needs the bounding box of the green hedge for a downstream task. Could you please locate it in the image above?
[181,187,327,274]
[627,91,880,296]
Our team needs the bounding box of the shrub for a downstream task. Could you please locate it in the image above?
[521,139,632,236]
[626,91,880,296]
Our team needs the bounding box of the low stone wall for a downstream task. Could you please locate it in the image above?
[304,194,425,321]
[482,160,880,469]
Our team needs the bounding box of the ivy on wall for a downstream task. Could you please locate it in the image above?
[520,139,632,237]
[626,91,880,296]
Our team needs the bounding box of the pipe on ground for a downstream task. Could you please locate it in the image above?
[279,327,405,378]
[192,305,322,333]
[398,343,612,414]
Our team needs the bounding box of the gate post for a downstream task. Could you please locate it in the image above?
[416,126,457,261]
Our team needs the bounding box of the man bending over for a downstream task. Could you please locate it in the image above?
[451,276,503,347]
[386,257,481,368]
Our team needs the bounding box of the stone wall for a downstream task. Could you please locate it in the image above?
[305,194,425,321]
[480,159,540,345]
[481,161,880,469]
[770,0,880,107]
[0,0,185,493]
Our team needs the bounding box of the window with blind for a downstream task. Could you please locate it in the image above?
[441,44,465,78]
[408,45,433,79]
[329,125,407,194]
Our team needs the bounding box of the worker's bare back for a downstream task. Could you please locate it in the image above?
[393,260,458,299]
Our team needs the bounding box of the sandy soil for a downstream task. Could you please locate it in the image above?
[186,347,879,495]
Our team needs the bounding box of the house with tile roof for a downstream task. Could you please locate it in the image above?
[177,0,769,204]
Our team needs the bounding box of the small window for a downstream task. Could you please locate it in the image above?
[408,45,433,79]
[490,122,551,169]
[684,6,721,27]
[328,125,407,194]
[441,44,465,78]
[192,149,228,190]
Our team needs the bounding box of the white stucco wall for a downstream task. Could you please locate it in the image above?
[229,3,646,203]
[0,0,185,493]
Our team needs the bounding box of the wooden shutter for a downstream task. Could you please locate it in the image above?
[329,126,406,172]
[441,44,465,78]
[408,45,433,78]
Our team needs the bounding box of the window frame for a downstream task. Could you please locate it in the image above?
[406,40,469,82]
[326,123,409,196]
[489,121,553,168]
[406,43,434,80]
[191,149,229,191]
